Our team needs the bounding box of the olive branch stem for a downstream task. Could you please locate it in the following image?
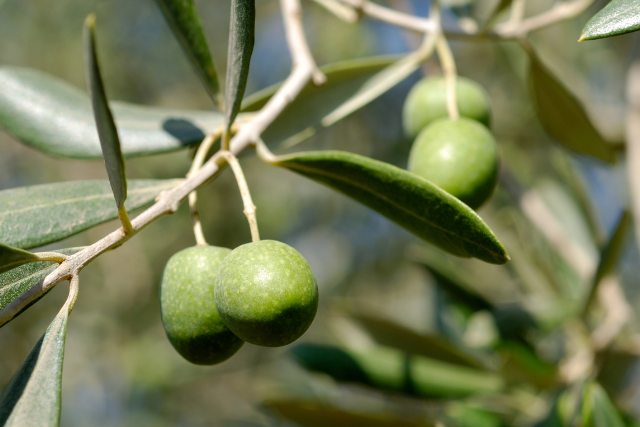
[0,0,322,329]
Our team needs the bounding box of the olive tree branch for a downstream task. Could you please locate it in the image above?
[0,0,322,328]
[333,0,595,39]
[494,0,596,38]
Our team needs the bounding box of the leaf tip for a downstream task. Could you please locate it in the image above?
[85,13,96,30]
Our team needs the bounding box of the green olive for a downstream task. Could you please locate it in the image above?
[215,240,318,347]
[402,76,492,138]
[160,245,244,365]
[408,117,499,209]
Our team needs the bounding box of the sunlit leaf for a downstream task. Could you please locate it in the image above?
[265,150,509,264]
[265,400,432,427]
[580,0,640,41]
[0,300,72,426]
[0,57,395,159]
[0,180,180,249]
[154,0,223,110]
[291,343,504,398]
[83,15,128,211]
[242,56,398,147]
[224,0,255,134]
[527,46,616,163]
[0,244,38,275]
[0,248,82,323]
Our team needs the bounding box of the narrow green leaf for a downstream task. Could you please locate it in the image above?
[154,0,223,110]
[0,248,82,322]
[224,0,255,135]
[593,210,630,287]
[527,46,616,163]
[0,301,71,426]
[83,15,128,211]
[265,400,433,427]
[0,179,180,249]
[242,56,398,147]
[345,309,485,369]
[266,150,509,264]
[0,244,38,275]
[581,210,630,316]
[409,245,494,311]
[0,67,224,159]
[291,343,504,398]
[581,381,626,427]
[580,0,640,41]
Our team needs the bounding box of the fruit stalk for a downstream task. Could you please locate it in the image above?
[187,129,224,246]
[218,151,260,242]
[435,35,459,121]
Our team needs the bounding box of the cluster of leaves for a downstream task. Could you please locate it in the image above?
[0,0,640,426]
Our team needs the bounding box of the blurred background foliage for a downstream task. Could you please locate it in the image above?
[1,0,639,426]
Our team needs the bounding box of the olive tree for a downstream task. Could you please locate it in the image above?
[0,0,638,425]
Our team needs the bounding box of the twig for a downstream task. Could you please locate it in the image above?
[494,0,596,38]
[218,151,260,242]
[338,0,433,33]
[508,0,526,27]
[0,0,322,328]
[310,0,358,22]
[335,0,595,40]
[436,35,459,120]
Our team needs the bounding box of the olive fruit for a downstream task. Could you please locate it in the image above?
[408,117,499,209]
[402,76,492,138]
[215,240,319,347]
[160,246,244,365]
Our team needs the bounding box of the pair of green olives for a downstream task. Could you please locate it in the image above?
[403,76,499,209]
[160,240,318,365]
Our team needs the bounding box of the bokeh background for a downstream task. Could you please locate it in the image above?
[0,0,637,425]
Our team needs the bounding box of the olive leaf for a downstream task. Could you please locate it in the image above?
[0,248,82,317]
[0,244,39,275]
[265,400,435,427]
[83,15,128,214]
[345,309,485,369]
[242,56,398,147]
[0,179,181,249]
[580,0,640,41]
[580,381,626,427]
[0,299,72,427]
[527,46,617,163]
[264,150,509,264]
[0,57,392,159]
[582,210,630,314]
[291,343,504,398]
[224,0,255,135]
[0,67,224,159]
[154,0,223,110]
